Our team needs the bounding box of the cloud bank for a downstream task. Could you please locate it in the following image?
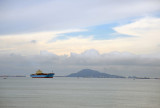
[0,49,160,77]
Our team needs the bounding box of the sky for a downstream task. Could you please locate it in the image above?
[0,0,160,77]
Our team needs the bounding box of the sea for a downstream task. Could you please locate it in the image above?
[0,77,160,108]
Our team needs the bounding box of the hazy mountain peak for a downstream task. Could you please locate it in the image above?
[67,69,125,78]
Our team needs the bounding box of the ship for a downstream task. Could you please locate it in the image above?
[30,70,55,78]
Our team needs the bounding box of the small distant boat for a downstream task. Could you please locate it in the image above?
[30,70,55,78]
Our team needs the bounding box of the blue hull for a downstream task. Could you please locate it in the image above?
[30,73,54,78]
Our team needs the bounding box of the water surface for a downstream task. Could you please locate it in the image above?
[0,77,160,108]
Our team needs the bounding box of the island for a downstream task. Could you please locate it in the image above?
[67,69,125,78]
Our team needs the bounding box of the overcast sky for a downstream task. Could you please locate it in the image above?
[0,0,160,77]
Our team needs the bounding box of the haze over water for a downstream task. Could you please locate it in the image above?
[0,77,160,108]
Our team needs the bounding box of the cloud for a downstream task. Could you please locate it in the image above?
[0,49,160,77]
[0,17,160,55]
[114,17,160,36]
[30,40,37,44]
[113,17,160,54]
[0,0,160,34]
[0,1,160,77]
[47,17,160,55]
[0,29,86,55]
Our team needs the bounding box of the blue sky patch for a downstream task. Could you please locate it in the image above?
[52,23,133,42]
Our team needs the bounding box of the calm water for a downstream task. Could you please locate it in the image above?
[0,77,160,108]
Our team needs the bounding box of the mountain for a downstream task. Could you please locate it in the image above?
[67,69,125,78]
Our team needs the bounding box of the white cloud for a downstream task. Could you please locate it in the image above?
[0,17,160,55]
[48,17,160,55]
[114,17,160,36]
[0,29,86,55]
[113,17,160,54]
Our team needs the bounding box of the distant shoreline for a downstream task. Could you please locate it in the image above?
[0,75,26,77]
[55,76,160,79]
[0,75,159,80]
